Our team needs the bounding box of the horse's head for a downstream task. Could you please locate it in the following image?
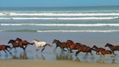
[32,40,39,43]
[8,40,15,44]
[105,43,112,47]
[52,39,58,44]
[92,45,97,49]
[16,37,22,42]
[66,40,74,44]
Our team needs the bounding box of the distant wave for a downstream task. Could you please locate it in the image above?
[0,13,119,16]
[1,29,119,32]
[1,23,119,27]
[37,30,119,32]
[0,17,118,20]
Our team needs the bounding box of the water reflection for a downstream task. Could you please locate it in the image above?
[12,52,28,59]
[0,49,119,64]
[56,51,74,61]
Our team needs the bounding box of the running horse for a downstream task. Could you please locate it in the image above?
[105,43,119,55]
[8,39,25,51]
[66,40,75,53]
[8,38,33,51]
[15,38,34,51]
[52,39,69,51]
[75,43,93,56]
[0,45,12,55]
[32,40,52,52]
[92,45,105,55]
[92,45,112,57]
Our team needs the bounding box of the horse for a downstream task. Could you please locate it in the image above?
[32,40,52,52]
[92,45,112,57]
[66,40,76,53]
[105,43,119,55]
[92,45,105,55]
[52,39,69,51]
[8,39,26,51]
[75,44,93,56]
[0,45,12,55]
[15,38,34,51]
[99,49,112,57]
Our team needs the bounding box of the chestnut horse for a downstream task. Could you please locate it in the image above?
[15,38,33,51]
[0,45,12,55]
[8,39,26,51]
[66,40,76,53]
[105,43,119,55]
[92,45,112,57]
[52,39,69,51]
[92,45,105,55]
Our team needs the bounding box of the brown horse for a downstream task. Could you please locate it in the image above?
[52,39,69,51]
[75,44,93,56]
[15,38,33,51]
[99,49,112,57]
[105,43,119,55]
[92,45,112,57]
[0,45,12,55]
[92,45,105,55]
[66,40,76,53]
[8,39,25,51]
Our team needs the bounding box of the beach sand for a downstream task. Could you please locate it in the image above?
[0,60,119,67]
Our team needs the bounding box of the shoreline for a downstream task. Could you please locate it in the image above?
[0,60,119,67]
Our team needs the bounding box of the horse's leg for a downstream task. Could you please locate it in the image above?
[75,51,80,56]
[6,49,12,55]
[3,50,7,54]
[41,46,46,52]
[90,51,93,55]
[69,47,73,53]
[112,51,116,56]
[55,45,58,50]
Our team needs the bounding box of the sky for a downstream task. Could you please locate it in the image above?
[0,0,119,7]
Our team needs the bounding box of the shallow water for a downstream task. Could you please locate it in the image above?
[0,32,119,64]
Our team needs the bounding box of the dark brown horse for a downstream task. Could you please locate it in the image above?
[52,39,69,51]
[0,45,12,55]
[15,38,33,51]
[75,44,93,56]
[105,43,119,55]
[92,45,105,55]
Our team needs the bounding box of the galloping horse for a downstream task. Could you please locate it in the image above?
[8,39,26,51]
[15,38,34,51]
[105,43,119,55]
[66,40,76,53]
[92,45,105,55]
[92,45,112,57]
[32,40,52,52]
[0,45,12,55]
[52,39,69,51]
[75,44,93,56]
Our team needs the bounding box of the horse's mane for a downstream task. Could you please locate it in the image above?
[107,43,113,46]
[34,39,39,42]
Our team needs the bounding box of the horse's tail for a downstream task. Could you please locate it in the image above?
[6,45,12,49]
[46,44,53,47]
[28,42,34,45]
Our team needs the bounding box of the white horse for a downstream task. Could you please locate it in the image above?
[32,40,52,52]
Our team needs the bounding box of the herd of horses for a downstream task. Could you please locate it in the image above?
[0,38,119,58]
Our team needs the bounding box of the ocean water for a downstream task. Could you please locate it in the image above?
[0,6,119,32]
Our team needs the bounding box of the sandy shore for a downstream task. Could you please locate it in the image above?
[0,60,119,67]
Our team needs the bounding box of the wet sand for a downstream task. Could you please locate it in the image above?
[0,60,119,67]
